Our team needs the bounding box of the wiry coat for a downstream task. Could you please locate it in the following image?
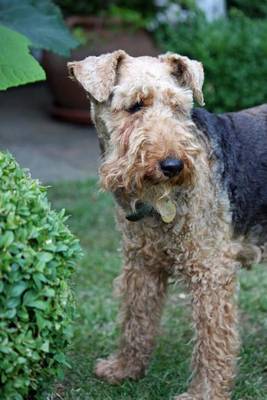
[68,51,267,400]
[193,105,267,241]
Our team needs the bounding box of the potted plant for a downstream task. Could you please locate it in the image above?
[42,2,160,124]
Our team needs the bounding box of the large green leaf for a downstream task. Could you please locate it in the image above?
[0,24,45,90]
[0,0,78,56]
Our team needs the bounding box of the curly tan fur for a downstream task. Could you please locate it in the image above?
[68,51,265,400]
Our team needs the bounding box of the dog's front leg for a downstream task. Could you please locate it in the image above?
[176,264,239,400]
[95,263,168,384]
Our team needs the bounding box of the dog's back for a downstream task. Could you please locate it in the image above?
[193,105,267,242]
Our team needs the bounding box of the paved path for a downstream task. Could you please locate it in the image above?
[0,83,99,183]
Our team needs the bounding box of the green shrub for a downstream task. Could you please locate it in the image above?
[228,0,267,19]
[155,11,267,112]
[0,153,81,399]
[56,0,158,18]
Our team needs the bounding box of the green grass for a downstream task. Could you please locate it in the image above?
[47,179,267,400]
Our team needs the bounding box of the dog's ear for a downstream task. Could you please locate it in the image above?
[159,52,205,106]
[67,50,126,103]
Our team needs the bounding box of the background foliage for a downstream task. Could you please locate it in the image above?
[55,0,158,18]
[55,0,267,112]
[0,153,81,399]
[155,9,267,112]
[0,25,45,91]
[228,0,267,19]
[0,0,77,90]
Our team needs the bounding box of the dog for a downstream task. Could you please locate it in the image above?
[68,50,267,399]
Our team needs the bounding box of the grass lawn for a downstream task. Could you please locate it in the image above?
[48,179,267,400]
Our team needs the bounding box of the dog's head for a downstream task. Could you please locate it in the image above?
[68,51,205,219]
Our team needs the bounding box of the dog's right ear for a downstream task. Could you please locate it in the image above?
[67,50,126,103]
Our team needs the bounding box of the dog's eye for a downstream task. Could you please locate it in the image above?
[127,100,144,114]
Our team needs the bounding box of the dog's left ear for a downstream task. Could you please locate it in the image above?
[67,50,126,103]
[159,52,205,106]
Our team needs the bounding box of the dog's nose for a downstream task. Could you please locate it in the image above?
[160,158,184,178]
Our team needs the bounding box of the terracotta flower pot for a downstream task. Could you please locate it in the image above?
[42,16,159,124]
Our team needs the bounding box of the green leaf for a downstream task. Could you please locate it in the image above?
[42,287,55,298]
[54,352,70,367]
[23,291,48,310]
[36,312,51,330]
[6,296,20,309]
[9,281,28,297]
[22,290,38,307]
[38,252,54,263]
[0,230,14,248]
[0,0,78,56]
[40,340,49,353]
[0,25,45,90]
[33,273,47,289]
[0,342,11,354]
[5,308,16,319]
[28,300,47,310]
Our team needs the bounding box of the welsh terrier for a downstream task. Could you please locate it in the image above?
[68,50,267,400]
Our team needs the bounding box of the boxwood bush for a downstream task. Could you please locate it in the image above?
[155,10,267,112]
[0,153,81,399]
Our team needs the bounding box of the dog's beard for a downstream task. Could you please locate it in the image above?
[100,153,197,224]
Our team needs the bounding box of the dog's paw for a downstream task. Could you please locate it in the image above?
[95,356,144,384]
